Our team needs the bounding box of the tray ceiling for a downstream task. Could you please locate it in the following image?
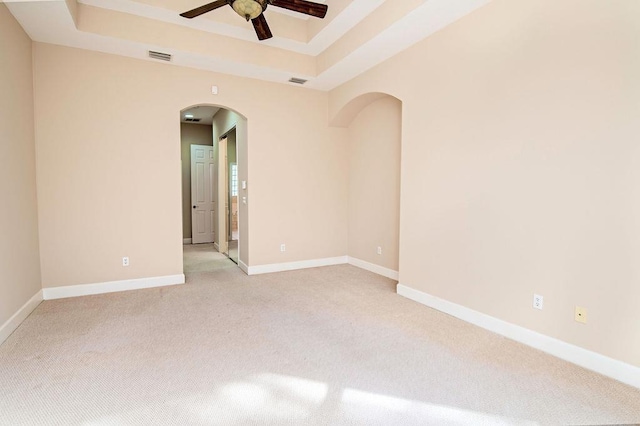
[4,0,491,90]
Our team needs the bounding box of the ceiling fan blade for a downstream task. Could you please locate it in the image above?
[252,14,273,40]
[270,0,327,19]
[180,0,228,19]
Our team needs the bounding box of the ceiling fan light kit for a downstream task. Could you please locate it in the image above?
[180,0,328,41]
[232,0,266,21]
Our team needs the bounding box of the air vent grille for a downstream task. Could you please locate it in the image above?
[149,51,172,62]
[288,77,308,85]
[184,118,201,122]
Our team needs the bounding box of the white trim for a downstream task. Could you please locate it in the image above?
[214,242,220,251]
[183,238,192,244]
[238,260,249,275]
[0,290,43,346]
[42,274,186,300]
[347,256,399,281]
[397,284,640,390]
[247,256,348,275]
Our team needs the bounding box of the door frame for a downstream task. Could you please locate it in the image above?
[217,136,228,255]
[218,127,239,261]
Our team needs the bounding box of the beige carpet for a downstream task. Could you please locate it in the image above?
[1,264,640,425]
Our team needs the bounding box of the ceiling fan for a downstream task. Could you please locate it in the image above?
[180,0,328,41]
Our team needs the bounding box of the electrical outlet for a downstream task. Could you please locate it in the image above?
[122,257,129,267]
[280,244,286,252]
[533,294,543,310]
[377,246,382,255]
[575,306,587,324]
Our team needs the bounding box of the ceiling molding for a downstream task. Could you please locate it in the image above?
[6,0,492,91]
[78,0,383,56]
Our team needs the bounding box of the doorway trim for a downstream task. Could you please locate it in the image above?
[217,127,240,264]
[217,135,229,255]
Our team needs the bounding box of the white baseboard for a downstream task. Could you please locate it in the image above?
[183,238,192,244]
[42,274,186,300]
[214,242,220,251]
[0,290,43,346]
[245,256,399,279]
[348,257,399,280]
[248,256,348,275]
[238,260,249,274]
[397,283,640,390]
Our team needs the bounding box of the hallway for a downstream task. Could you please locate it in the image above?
[183,243,236,273]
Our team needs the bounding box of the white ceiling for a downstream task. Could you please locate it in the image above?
[4,0,492,91]
[181,105,219,125]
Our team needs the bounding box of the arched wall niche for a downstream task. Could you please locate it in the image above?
[330,92,403,128]
[337,92,403,276]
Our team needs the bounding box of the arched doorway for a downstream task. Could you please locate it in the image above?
[179,104,249,274]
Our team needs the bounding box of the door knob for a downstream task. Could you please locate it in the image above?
[193,206,196,209]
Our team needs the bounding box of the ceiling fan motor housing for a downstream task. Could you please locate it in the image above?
[230,0,268,21]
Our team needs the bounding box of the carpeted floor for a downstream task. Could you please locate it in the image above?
[1,261,640,425]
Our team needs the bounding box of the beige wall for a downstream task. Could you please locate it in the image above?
[0,5,42,325]
[33,42,348,287]
[347,96,401,270]
[180,123,213,239]
[330,0,640,367]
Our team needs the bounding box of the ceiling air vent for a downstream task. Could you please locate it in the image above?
[149,50,172,62]
[288,77,307,85]
[185,118,201,122]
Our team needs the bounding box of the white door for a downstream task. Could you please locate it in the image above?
[191,145,215,244]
